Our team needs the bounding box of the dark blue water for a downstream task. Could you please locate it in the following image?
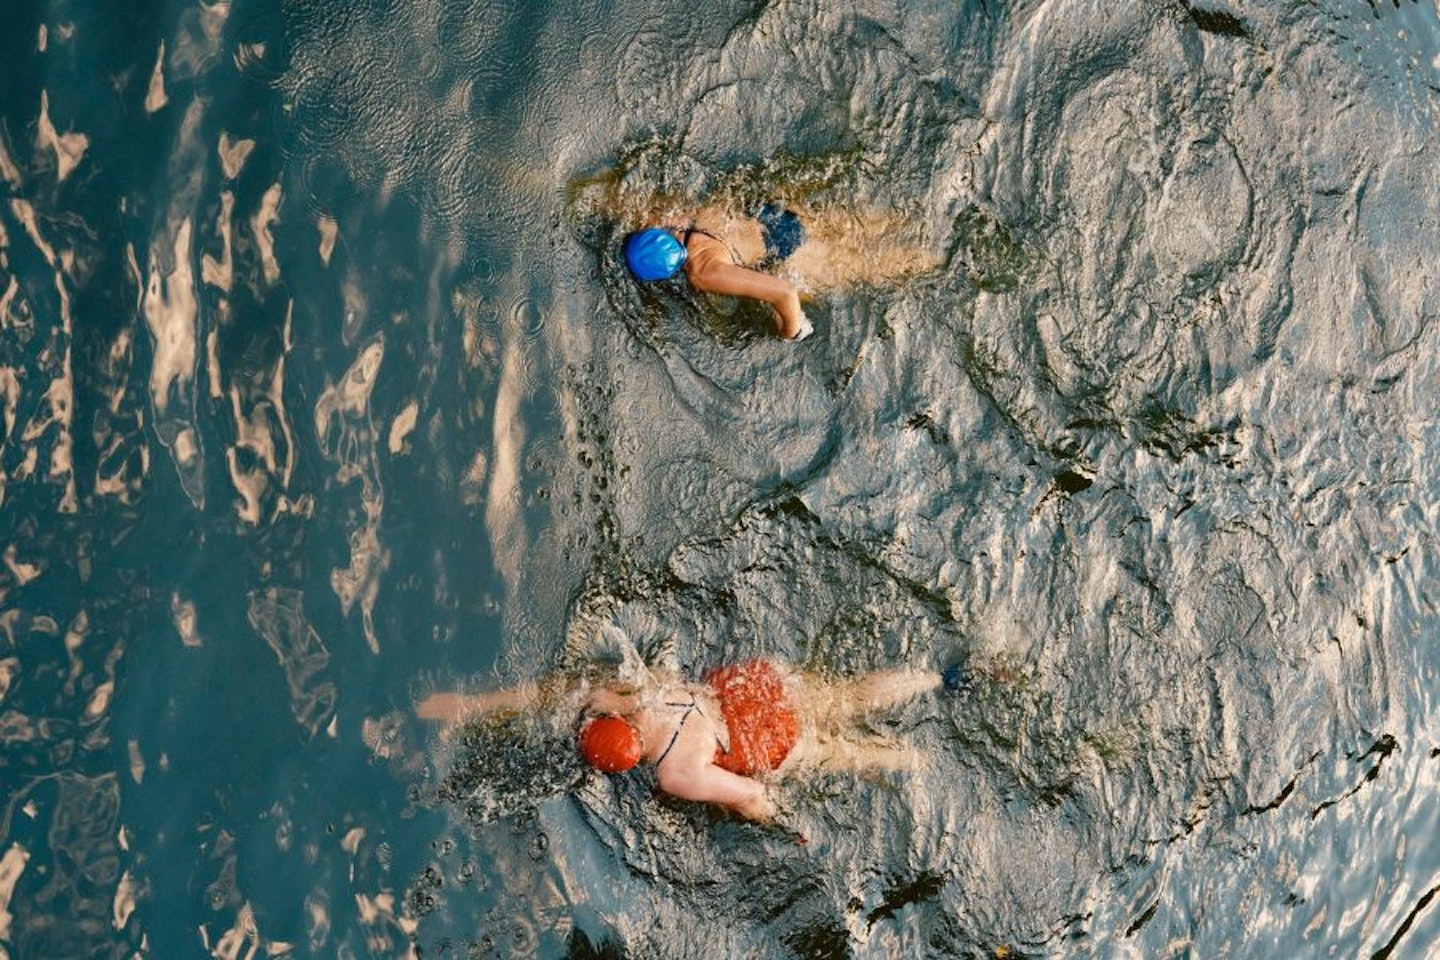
[1,0,1438,957]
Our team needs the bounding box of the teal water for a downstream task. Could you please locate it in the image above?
[1,0,1438,957]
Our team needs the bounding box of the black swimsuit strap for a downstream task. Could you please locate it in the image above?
[682,221,746,267]
[654,697,699,767]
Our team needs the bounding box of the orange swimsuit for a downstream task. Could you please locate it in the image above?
[706,660,799,775]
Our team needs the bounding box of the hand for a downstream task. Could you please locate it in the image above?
[790,314,814,342]
[735,784,777,822]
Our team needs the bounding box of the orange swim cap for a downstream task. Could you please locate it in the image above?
[578,715,642,773]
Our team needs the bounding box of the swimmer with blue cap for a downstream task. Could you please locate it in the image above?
[622,205,816,341]
[578,160,942,341]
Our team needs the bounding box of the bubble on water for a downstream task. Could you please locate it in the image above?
[507,296,545,342]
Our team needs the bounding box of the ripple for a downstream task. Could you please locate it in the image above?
[424,135,486,226]
[354,74,426,160]
[469,254,498,288]
[226,0,290,85]
[508,296,546,342]
[576,28,614,78]
[1150,133,1253,289]
[614,29,684,114]
[287,64,363,153]
[510,342,542,400]
[294,152,363,220]
[435,0,510,69]
[282,0,356,54]
[515,87,565,165]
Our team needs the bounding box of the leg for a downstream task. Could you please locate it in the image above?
[834,669,942,718]
[800,733,923,773]
[796,669,941,729]
[785,209,939,292]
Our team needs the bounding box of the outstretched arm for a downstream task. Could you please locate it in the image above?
[415,685,539,723]
[686,259,808,339]
[417,683,642,724]
[584,687,641,715]
[657,759,775,821]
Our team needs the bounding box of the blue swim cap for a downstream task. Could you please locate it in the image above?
[623,228,687,281]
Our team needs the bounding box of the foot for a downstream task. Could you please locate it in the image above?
[941,663,974,695]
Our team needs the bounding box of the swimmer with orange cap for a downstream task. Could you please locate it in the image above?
[418,659,968,821]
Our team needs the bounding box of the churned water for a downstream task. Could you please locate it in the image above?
[1,0,1438,957]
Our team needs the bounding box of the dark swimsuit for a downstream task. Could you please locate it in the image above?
[682,205,805,270]
[755,204,805,264]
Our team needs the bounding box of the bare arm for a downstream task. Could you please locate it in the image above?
[417,682,643,724]
[585,688,641,715]
[686,259,807,339]
[414,685,539,723]
[657,758,775,821]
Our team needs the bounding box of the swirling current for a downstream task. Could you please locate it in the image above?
[0,0,1438,958]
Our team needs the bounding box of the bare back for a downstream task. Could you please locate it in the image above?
[631,681,775,819]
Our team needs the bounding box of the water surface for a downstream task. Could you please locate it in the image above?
[1,0,1438,957]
